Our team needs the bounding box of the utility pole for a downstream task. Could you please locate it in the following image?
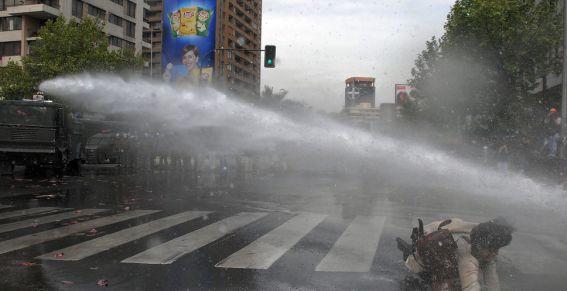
[562,0,567,157]
[150,26,153,78]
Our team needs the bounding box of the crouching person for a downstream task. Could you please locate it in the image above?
[397,217,514,291]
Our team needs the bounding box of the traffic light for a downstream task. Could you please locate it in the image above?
[264,45,276,68]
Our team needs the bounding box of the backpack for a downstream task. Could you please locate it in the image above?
[411,219,460,285]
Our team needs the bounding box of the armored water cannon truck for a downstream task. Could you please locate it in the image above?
[0,99,82,177]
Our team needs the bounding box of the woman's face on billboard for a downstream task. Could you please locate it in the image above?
[182,50,198,70]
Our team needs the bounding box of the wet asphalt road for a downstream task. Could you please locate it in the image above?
[0,170,566,290]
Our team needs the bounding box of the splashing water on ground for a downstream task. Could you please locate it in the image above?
[40,74,566,213]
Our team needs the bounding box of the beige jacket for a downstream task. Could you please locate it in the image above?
[405,218,501,291]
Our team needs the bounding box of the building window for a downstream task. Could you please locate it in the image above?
[11,0,59,9]
[0,41,21,56]
[109,35,123,48]
[88,5,105,19]
[111,0,123,6]
[126,1,136,18]
[71,0,83,18]
[0,1,21,11]
[108,14,123,27]
[125,21,135,37]
[44,0,60,8]
[124,41,134,51]
[0,16,22,31]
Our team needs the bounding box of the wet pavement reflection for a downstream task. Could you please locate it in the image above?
[0,166,566,290]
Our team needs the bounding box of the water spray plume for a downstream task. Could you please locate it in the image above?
[40,74,566,214]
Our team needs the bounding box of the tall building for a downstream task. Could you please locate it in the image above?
[142,0,161,78]
[345,77,376,108]
[343,77,380,131]
[144,0,262,95]
[215,0,262,96]
[0,0,150,67]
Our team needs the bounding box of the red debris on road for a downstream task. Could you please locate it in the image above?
[97,279,109,287]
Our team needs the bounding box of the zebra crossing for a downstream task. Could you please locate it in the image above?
[315,215,386,272]
[122,211,269,265]
[0,207,63,220]
[0,206,392,273]
[215,213,327,269]
[0,210,159,255]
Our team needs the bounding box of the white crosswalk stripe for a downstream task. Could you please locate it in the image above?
[0,210,159,255]
[37,211,211,261]
[0,208,397,273]
[215,213,327,269]
[122,212,268,264]
[0,208,107,234]
[0,207,65,220]
[315,216,386,272]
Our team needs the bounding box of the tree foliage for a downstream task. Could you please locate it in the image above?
[0,16,144,100]
[409,0,563,137]
[0,62,35,100]
[260,85,288,106]
[259,85,310,114]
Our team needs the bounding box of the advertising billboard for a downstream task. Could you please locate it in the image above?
[162,0,217,86]
[395,84,417,106]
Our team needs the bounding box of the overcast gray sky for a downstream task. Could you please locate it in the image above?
[260,0,455,112]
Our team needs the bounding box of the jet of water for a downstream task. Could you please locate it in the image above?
[40,74,566,214]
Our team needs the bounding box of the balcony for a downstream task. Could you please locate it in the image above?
[6,2,60,19]
[149,3,162,12]
[147,14,161,23]
[25,0,60,7]
[142,41,151,49]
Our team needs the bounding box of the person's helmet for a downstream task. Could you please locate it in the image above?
[550,108,558,113]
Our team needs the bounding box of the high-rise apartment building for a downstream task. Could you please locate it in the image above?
[0,0,150,66]
[142,0,161,78]
[215,0,262,96]
[143,0,262,95]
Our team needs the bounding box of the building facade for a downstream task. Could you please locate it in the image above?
[345,77,376,108]
[142,0,161,78]
[342,77,380,131]
[215,0,262,96]
[143,0,262,95]
[0,0,149,67]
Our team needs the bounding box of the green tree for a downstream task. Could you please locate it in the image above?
[259,85,309,114]
[0,16,144,100]
[260,85,288,107]
[410,0,562,137]
[0,62,35,100]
